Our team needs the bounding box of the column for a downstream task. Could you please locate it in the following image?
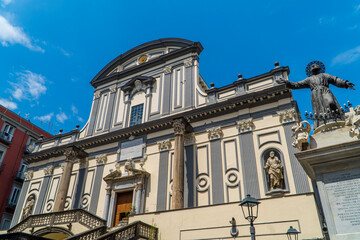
[103,186,111,220]
[53,146,88,212]
[171,118,186,209]
[135,183,142,214]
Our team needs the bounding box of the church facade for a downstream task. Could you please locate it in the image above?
[6,38,324,239]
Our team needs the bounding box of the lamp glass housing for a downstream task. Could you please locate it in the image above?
[286,226,299,240]
[239,194,260,223]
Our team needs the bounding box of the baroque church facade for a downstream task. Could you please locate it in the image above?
[6,38,325,239]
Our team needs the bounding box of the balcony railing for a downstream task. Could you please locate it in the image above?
[16,170,25,180]
[97,221,158,240]
[8,209,106,234]
[24,144,35,154]
[65,226,107,240]
[0,132,12,144]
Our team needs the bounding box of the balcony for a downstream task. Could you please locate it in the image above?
[0,132,12,145]
[15,170,25,181]
[7,209,157,240]
[24,144,35,154]
[97,221,158,240]
[8,209,106,236]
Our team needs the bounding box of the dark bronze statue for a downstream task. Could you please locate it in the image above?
[277,61,355,128]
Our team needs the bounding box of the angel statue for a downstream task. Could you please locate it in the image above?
[292,121,312,151]
[277,61,355,128]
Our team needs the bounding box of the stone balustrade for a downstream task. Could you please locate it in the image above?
[8,209,106,234]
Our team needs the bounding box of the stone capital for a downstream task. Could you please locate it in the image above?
[135,182,143,191]
[24,170,34,181]
[43,166,54,176]
[277,108,298,124]
[64,149,78,162]
[64,146,88,162]
[236,118,254,133]
[109,85,117,93]
[94,91,101,99]
[96,154,107,165]
[157,139,172,151]
[79,158,89,169]
[207,127,223,140]
[173,119,186,136]
[105,186,112,195]
[184,133,195,145]
[184,58,193,67]
[164,66,172,74]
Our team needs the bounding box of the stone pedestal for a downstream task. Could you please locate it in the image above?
[295,122,360,240]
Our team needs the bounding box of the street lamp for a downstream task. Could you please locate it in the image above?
[239,194,260,240]
[286,226,299,240]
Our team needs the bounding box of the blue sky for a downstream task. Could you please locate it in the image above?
[0,0,359,134]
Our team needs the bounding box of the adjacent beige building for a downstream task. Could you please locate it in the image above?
[5,38,325,240]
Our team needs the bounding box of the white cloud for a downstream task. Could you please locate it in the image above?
[56,112,68,123]
[1,0,12,7]
[59,47,71,57]
[34,112,54,122]
[332,46,360,65]
[0,98,17,110]
[71,105,78,114]
[9,70,47,101]
[0,15,44,52]
[77,116,84,122]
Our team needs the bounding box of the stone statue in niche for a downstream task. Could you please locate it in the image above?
[22,195,35,219]
[277,61,355,128]
[264,151,284,190]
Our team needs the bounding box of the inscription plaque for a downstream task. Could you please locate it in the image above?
[120,138,143,161]
[323,168,360,234]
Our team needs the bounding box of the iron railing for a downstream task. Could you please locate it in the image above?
[0,132,12,143]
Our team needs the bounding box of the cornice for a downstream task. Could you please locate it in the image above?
[206,66,289,94]
[91,41,203,88]
[24,85,292,163]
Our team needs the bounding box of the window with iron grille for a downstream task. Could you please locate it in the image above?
[129,104,144,127]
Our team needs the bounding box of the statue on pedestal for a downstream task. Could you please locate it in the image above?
[264,151,284,190]
[277,61,355,128]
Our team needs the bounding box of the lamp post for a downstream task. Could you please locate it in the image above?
[286,226,299,240]
[239,194,260,240]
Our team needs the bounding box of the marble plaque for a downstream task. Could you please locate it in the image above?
[120,138,143,161]
[323,168,360,234]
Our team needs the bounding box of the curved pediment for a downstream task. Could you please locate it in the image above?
[90,38,203,88]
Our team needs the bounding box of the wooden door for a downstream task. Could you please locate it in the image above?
[114,191,133,226]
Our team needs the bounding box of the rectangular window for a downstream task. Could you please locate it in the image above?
[25,138,36,153]
[0,150,5,169]
[129,104,144,127]
[17,161,28,179]
[1,124,14,142]
[9,186,21,206]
